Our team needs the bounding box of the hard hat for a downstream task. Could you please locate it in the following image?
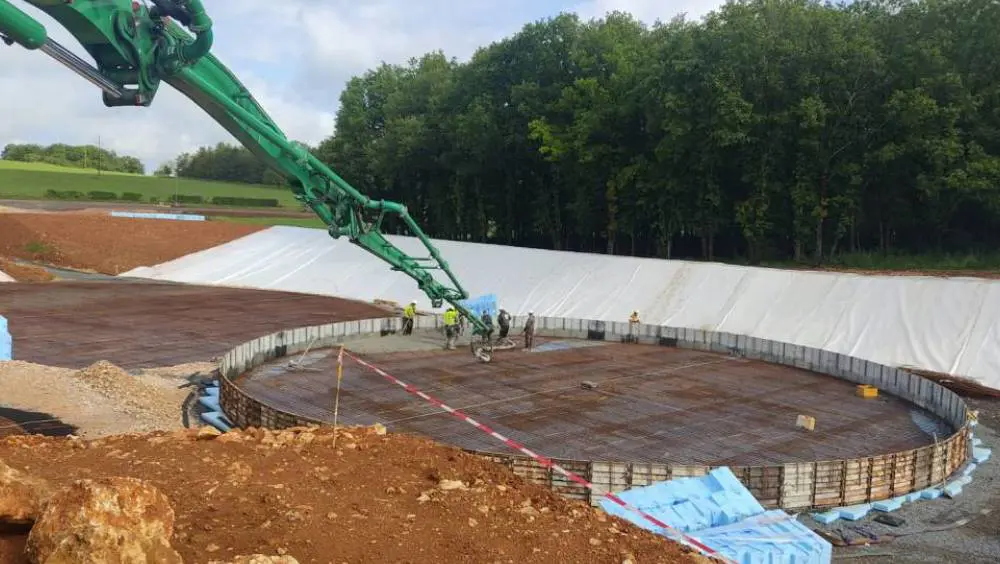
[410,300,417,304]
[528,310,534,315]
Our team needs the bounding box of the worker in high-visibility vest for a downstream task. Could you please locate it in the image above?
[628,310,640,343]
[443,306,458,349]
[402,300,416,335]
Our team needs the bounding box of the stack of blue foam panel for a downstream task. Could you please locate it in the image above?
[599,467,831,563]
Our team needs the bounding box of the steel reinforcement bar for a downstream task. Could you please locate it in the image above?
[216,314,973,511]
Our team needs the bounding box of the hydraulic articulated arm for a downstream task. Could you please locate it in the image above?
[0,0,496,361]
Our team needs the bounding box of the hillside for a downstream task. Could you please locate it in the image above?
[0,161,299,207]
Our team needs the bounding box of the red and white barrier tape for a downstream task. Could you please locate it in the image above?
[344,351,729,561]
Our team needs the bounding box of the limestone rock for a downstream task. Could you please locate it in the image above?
[197,426,222,439]
[0,459,52,525]
[26,477,181,564]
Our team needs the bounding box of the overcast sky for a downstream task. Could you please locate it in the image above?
[1,0,723,172]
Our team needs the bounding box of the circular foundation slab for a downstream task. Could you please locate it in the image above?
[237,334,953,466]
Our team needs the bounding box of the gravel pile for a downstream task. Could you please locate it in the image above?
[0,360,192,438]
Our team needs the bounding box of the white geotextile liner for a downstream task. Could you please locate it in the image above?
[123,226,1000,390]
[0,270,13,283]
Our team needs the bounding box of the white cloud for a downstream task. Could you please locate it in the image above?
[0,0,722,173]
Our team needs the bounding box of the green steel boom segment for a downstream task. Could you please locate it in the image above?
[0,0,495,361]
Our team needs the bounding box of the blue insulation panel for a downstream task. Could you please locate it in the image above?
[0,316,10,361]
[838,504,872,521]
[599,467,765,534]
[198,396,221,411]
[110,211,206,221]
[599,468,831,563]
[200,411,232,432]
[698,510,833,564]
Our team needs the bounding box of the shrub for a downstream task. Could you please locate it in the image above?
[210,196,280,207]
[87,191,118,201]
[169,194,203,204]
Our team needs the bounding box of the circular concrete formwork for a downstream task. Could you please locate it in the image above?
[218,315,973,511]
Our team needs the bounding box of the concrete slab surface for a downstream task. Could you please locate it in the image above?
[239,336,953,466]
[0,281,387,369]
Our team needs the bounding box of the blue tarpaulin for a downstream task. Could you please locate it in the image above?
[459,294,497,318]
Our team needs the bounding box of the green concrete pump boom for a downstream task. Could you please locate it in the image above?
[0,0,496,361]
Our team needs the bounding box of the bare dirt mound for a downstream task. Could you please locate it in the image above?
[0,213,262,275]
[0,426,701,564]
[0,360,191,438]
[0,260,52,283]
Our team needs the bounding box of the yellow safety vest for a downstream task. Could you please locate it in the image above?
[404,304,416,318]
[444,309,457,326]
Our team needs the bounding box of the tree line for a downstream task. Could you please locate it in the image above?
[2,143,144,174]
[167,0,1000,264]
[158,142,285,186]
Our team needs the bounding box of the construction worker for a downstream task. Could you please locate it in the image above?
[628,310,640,343]
[402,300,416,335]
[443,306,458,349]
[523,311,536,351]
[497,306,512,342]
[480,308,494,343]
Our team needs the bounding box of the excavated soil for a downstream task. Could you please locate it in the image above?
[0,427,702,564]
[0,213,262,275]
[0,260,52,283]
[0,360,209,438]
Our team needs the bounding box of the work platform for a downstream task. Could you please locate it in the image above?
[236,334,953,466]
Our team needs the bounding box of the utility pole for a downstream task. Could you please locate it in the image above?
[97,135,102,176]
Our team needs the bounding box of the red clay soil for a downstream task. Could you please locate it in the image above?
[0,427,703,564]
[0,213,263,275]
[0,259,53,283]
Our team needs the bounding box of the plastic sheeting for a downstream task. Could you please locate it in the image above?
[122,226,1000,390]
[0,270,13,283]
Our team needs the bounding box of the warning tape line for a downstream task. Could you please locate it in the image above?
[343,351,730,562]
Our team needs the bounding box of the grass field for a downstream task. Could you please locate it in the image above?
[0,160,299,207]
[211,215,327,228]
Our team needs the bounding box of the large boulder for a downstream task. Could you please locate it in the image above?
[26,476,181,564]
[0,459,52,525]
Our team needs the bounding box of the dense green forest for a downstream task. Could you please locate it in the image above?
[2,143,144,174]
[184,0,1000,264]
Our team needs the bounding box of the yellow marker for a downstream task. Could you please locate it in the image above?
[856,384,879,399]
